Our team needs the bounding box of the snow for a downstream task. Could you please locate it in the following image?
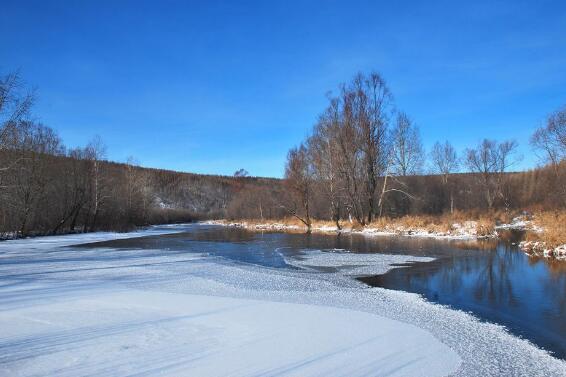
[286,249,434,276]
[1,225,565,376]
[0,290,459,377]
[0,225,184,255]
[495,216,544,233]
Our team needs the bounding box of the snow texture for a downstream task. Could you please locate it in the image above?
[1,225,565,376]
[286,249,434,276]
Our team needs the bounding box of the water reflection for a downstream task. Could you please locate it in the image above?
[361,241,566,359]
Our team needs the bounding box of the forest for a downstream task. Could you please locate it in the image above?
[1,70,565,238]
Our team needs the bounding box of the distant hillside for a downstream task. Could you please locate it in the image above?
[130,164,284,218]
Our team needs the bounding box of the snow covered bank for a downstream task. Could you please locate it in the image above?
[495,216,544,233]
[0,224,186,256]
[1,225,565,376]
[207,219,496,240]
[212,217,566,261]
[496,215,566,261]
[519,241,566,260]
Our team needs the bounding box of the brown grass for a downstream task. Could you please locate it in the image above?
[526,211,566,247]
[225,210,506,237]
[221,211,566,249]
[366,215,452,233]
[365,211,501,236]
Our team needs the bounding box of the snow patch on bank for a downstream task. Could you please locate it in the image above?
[520,241,566,260]
[495,216,565,260]
[207,220,495,240]
[495,216,544,233]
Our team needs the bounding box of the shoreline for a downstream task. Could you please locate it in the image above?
[204,219,495,240]
[205,216,566,261]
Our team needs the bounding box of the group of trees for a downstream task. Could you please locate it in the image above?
[282,72,566,232]
[0,72,201,237]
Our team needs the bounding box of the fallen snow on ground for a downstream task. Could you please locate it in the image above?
[1,225,565,376]
[0,289,459,377]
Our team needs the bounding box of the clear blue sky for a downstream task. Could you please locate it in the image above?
[2,0,565,177]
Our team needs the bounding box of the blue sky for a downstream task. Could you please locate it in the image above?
[2,0,565,177]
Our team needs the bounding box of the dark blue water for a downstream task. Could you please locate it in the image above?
[81,224,566,360]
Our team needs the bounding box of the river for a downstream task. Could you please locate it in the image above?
[82,224,566,360]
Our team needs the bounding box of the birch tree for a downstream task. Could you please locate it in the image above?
[391,112,424,176]
[531,105,566,169]
[465,139,518,209]
[84,136,107,231]
[309,99,343,229]
[430,141,458,213]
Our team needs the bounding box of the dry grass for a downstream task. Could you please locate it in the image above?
[365,212,500,236]
[366,215,452,233]
[526,211,566,247]
[221,211,566,252]
[226,211,504,237]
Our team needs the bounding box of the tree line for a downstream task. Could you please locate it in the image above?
[0,71,260,237]
[280,72,566,232]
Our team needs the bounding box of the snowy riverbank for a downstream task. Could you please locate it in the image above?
[495,215,566,261]
[1,225,565,376]
[519,241,566,260]
[206,219,496,240]
[209,217,566,261]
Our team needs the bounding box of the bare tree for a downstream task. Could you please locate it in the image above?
[0,71,34,129]
[430,141,458,213]
[374,112,422,216]
[0,71,35,175]
[335,88,365,224]
[51,147,90,234]
[309,98,343,229]
[2,121,63,235]
[531,105,566,203]
[283,144,313,233]
[84,136,107,231]
[465,139,518,209]
[124,159,153,224]
[356,72,392,223]
[531,105,566,170]
[391,112,424,176]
